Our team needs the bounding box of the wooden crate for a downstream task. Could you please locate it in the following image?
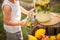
[30,19,60,36]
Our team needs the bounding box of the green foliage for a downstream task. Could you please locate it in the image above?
[51,4,60,13]
[0,13,7,40]
[0,0,3,4]
[50,1,60,13]
[22,27,28,40]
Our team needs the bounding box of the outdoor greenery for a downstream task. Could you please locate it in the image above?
[0,0,60,40]
[0,8,7,40]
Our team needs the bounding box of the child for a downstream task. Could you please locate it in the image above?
[2,0,32,40]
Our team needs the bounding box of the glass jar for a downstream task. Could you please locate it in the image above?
[33,0,51,22]
[35,12,51,22]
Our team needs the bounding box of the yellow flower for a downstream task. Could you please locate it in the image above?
[44,0,50,4]
[28,35,38,40]
[49,36,56,40]
[56,33,60,40]
[35,29,46,39]
[41,2,46,6]
[26,22,31,26]
[36,6,41,10]
[47,5,50,9]
[37,0,50,5]
[34,0,50,12]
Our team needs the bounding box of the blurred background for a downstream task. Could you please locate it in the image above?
[0,0,60,40]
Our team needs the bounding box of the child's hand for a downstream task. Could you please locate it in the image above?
[27,8,35,16]
[21,18,28,26]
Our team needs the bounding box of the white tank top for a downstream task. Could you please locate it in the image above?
[2,0,21,33]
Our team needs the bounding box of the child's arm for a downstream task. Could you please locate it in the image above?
[20,6,34,15]
[3,5,27,26]
[20,6,29,15]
